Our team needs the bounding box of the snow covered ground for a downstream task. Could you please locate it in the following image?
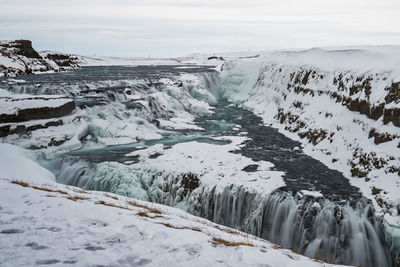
[0,144,345,267]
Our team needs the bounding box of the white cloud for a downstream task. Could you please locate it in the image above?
[0,0,399,56]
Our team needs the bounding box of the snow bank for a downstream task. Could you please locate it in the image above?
[0,143,55,184]
[0,179,346,267]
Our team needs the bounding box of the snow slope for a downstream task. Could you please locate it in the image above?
[0,144,345,267]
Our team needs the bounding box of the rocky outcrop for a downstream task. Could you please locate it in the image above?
[1,40,41,59]
[40,51,81,68]
[0,96,75,123]
[0,40,81,77]
[0,93,75,138]
[0,119,63,138]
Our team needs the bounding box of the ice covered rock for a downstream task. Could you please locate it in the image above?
[0,94,75,123]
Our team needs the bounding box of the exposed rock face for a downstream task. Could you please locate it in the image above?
[0,40,81,77]
[0,93,75,138]
[270,67,400,180]
[1,40,41,59]
[40,51,81,68]
[0,101,75,123]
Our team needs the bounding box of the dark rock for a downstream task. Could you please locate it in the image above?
[0,119,63,137]
[181,172,200,195]
[370,103,384,120]
[5,40,41,59]
[0,99,75,123]
[207,56,225,61]
[0,229,24,234]
[35,259,61,265]
[350,167,368,178]
[242,164,259,172]
[44,52,80,67]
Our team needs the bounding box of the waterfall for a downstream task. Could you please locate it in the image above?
[40,156,95,189]
[46,157,391,266]
[42,151,394,267]
[257,192,390,266]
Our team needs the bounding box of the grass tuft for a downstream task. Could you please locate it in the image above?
[211,237,254,247]
[67,195,90,201]
[11,180,29,187]
[137,211,151,217]
[126,200,162,214]
[32,185,68,195]
[95,200,131,211]
[104,193,118,200]
[158,222,202,232]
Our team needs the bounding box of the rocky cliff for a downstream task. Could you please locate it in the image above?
[220,46,400,217]
[0,40,81,77]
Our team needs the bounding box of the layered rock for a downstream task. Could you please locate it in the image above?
[0,91,75,144]
[0,40,81,76]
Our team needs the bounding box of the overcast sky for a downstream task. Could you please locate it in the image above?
[0,0,399,57]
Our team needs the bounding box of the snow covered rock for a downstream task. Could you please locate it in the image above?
[0,90,75,138]
[0,40,81,77]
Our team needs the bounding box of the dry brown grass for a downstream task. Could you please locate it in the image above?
[32,185,68,195]
[272,244,283,249]
[211,237,254,247]
[11,180,29,187]
[67,195,90,201]
[95,200,131,211]
[214,224,243,236]
[104,193,118,200]
[157,222,202,232]
[70,188,89,194]
[126,200,162,214]
[137,211,151,217]
[11,180,69,195]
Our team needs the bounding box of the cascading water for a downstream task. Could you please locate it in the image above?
[41,156,95,189]
[45,154,392,266]
[186,184,391,267]
[258,192,390,266]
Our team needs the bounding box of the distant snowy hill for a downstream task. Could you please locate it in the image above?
[0,40,82,77]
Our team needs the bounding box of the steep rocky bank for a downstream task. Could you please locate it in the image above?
[0,40,81,77]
